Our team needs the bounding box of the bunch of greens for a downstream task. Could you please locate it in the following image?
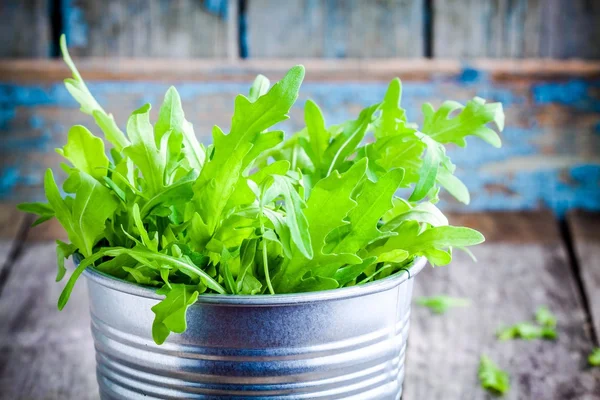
[19,35,504,344]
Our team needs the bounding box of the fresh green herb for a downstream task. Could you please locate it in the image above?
[497,323,557,341]
[416,296,470,314]
[19,35,503,344]
[478,355,510,395]
[589,348,600,367]
[535,306,557,328]
[497,307,558,341]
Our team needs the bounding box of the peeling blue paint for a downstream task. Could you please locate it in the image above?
[533,80,600,112]
[457,66,485,84]
[0,167,19,195]
[62,0,89,48]
[1,79,598,213]
[203,0,228,18]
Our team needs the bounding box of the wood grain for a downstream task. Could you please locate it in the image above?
[0,205,26,275]
[1,58,600,83]
[0,242,97,399]
[567,210,600,343]
[405,212,600,399]
[246,0,424,58]
[0,0,51,58]
[433,0,600,59]
[63,0,233,58]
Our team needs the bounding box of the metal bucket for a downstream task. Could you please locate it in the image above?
[84,257,426,399]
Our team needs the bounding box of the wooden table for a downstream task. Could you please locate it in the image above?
[0,207,598,399]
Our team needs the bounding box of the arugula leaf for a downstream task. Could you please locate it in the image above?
[478,355,510,395]
[497,322,557,341]
[304,99,330,172]
[17,202,54,226]
[155,86,205,172]
[192,66,305,235]
[151,284,200,344]
[124,104,166,196]
[416,296,470,314]
[60,34,129,151]
[57,125,109,180]
[589,348,600,367]
[44,169,118,257]
[535,306,557,328]
[55,240,77,282]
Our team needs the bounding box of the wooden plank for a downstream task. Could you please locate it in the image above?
[246,0,424,58]
[1,58,600,83]
[0,0,52,58]
[63,0,234,58]
[567,210,600,342]
[405,211,600,399]
[0,205,26,274]
[0,240,97,399]
[433,0,600,59]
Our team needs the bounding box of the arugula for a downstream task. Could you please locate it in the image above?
[589,348,600,367]
[19,34,504,344]
[497,307,558,340]
[497,322,557,341]
[478,355,510,395]
[416,296,470,314]
[535,306,557,328]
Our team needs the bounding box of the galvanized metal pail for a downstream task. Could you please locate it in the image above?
[84,257,426,399]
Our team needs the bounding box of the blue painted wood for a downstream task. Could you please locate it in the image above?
[1,70,599,214]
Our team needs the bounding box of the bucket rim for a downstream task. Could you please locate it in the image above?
[83,257,426,306]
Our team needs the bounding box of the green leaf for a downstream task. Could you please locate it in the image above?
[57,125,109,180]
[323,105,378,176]
[294,275,339,292]
[17,202,54,226]
[263,175,312,259]
[588,348,600,367]
[535,306,557,328]
[416,296,470,314]
[275,159,367,292]
[422,97,504,148]
[249,74,270,102]
[375,224,484,263]
[331,168,405,255]
[151,284,199,345]
[497,322,557,341]
[304,99,330,170]
[155,86,205,171]
[478,355,510,395]
[334,256,377,286]
[124,104,166,196]
[192,66,305,235]
[375,78,407,139]
[60,34,129,151]
[44,169,118,257]
[55,240,77,282]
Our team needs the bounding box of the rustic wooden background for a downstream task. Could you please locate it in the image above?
[0,0,599,211]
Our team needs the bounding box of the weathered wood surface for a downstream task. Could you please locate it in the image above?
[62,0,233,58]
[0,205,26,276]
[568,210,600,344]
[406,212,600,399]
[0,0,52,58]
[0,219,96,399]
[433,0,600,59]
[246,0,424,58]
[0,211,599,399]
[1,60,599,214]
